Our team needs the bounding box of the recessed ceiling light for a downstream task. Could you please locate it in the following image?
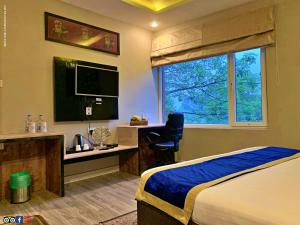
[122,0,190,13]
[150,21,159,28]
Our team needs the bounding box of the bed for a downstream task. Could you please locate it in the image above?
[136,146,300,225]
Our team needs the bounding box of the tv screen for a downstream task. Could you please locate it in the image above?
[54,57,119,121]
[75,64,119,97]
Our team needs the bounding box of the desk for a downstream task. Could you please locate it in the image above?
[64,145,139,175]
[63,124,165,176]
[118,124,166,174]
[0,132,64,200]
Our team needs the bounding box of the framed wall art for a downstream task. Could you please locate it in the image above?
[45,12,120,55]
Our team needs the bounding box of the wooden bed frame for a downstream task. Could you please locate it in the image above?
[137,201,198,225]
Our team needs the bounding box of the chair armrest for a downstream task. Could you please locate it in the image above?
[148,132,161,137]
[145,132,161,143]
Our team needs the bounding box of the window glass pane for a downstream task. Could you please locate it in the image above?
[162,55,228,124]
[234,48,262,122]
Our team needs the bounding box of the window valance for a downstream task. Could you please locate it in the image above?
[151,6,275,66]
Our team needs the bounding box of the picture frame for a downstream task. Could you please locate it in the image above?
[44,12,120,55]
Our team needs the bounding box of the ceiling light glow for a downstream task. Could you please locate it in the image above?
[150,21,159,28]
[122,0,189,13]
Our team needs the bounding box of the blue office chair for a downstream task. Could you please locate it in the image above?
[146,113,184,165]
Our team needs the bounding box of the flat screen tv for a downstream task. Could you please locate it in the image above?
[75,64,119,98]
[54,57,119,121]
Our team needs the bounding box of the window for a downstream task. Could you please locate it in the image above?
[161,48,266,126]
[233,49,264,124]
[162,55,228,124]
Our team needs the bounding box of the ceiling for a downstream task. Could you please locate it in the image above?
[60,0,254,31]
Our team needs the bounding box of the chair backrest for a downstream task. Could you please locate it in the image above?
[165,113,184,142]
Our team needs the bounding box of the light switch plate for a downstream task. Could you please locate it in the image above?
[0,80,3,88]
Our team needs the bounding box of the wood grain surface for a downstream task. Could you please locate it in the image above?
[0,172,139,225]
[0,136,64,200]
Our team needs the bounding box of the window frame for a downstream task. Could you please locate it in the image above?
[159,48,268,128]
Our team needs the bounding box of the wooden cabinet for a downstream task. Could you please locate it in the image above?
[118,124,172,175]
[0,133,64,200]
[119,149,140,175]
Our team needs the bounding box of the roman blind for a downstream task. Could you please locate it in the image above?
[151,6,275,67]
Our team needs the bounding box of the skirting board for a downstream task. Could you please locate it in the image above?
[64,166,119,184]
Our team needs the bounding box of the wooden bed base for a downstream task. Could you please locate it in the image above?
[137,201,198,225]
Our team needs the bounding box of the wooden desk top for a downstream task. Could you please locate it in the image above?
[117,124,164,128]
[64,144,138,160]
[0,132,64,141]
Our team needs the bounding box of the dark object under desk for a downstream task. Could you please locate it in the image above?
[137,201,197,225]
[118,124,174,174]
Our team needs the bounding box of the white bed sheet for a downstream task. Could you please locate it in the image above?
[192,147,300,225]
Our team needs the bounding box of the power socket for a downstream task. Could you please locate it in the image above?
[86,107,92,116]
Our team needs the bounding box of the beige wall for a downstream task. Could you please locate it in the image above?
[0,0,158,175]
[0,2,3,133]
[177,0,300,161]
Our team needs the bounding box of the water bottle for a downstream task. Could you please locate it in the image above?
[25,115,32,132]
[37,115,48,133]
[28,121,36,133]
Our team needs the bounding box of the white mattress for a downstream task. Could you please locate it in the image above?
[192,148,300,225]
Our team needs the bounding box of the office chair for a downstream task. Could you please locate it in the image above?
[146,113,184,166]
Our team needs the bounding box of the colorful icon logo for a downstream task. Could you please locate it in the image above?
[23,216,33,224]
[2,215,33,224]
[15,216,23,224]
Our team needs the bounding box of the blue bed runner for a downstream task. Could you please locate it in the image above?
[144,147,300,209]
